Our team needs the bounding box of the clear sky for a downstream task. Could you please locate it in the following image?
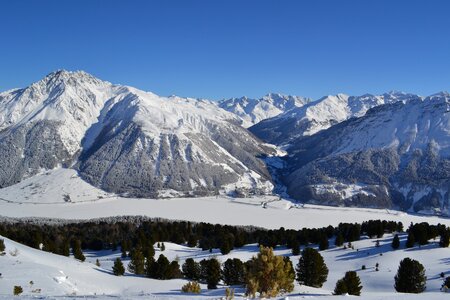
[0,0,449,100]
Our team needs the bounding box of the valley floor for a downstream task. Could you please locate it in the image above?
[0,169,449,229]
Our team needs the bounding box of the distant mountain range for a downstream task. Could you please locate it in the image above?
[0,70,448,214]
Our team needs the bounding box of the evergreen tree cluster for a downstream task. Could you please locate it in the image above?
[0,218,406,259]
[405,222,447,248]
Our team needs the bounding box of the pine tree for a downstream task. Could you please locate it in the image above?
[406,231,415,248]
[335,232,344,247]
[0,238,5,252]
[291,239,300,255]
[392,234,400,250]
[168,260,182,279]
[61,240,70,256]
[73,240,85,262]
[201,258,221,289]
[112,258,125,276]
[296,247,329,288]
[319,235,329,251]
[155,254,171,279]
[144,243,155,259]
[145,256,157,278]
[222,258,246,286]
[334,278,348,295]
[128,248,145,275]
[161,242,166,251]
[394,258,427,293]
[439,229,450,248]
[334,271,362,296]
[182,258,201,280]
[220,238,232,255]
[245,246,294,297]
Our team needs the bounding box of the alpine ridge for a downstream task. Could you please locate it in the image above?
[281,93,450,214]
[0,70,274,197]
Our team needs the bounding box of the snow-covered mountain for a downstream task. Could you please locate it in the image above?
[0,70,274,197]
[218,93,310,127]
[250,92,421,146]
[282,93,450,213]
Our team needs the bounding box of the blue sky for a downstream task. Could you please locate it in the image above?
[0,0,449,100]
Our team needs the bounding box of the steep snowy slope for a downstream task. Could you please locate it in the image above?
[218,93,310,127]
[283,93,450,213]
[76,86,274,197]
[250,92,421,146]
[0,71,274,197]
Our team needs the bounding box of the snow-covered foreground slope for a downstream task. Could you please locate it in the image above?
[0,169,449,229]
[0,232,448,299]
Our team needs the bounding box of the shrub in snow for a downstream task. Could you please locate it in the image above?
[181,281,201,294]
[394,258,426,293]
[442,276,450,293]
[13,285,23,296]
[0,238,5,252]
[225,287,235,300]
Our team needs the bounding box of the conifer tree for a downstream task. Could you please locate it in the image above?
[334,277,348,295]
[145,256,157,278]
[0,238,5,252]
[112,258,125,276]
[73,240,85,262]
[439,229,450,248]
[168,260,182,279]
[334,271,362,296]
[335,232,344,247]
[61,240,70,256]
[144,243,155,259]
[245,246,294,297]
[319,235,329,251]
[406,231,415,248]
[200,258,222,289]
[222,258,246,286]
[155,254,171,279]
[392,234,400,250]
[182,258,201,281]
[296,247,328,288]
[394,258,426,293]
[128,248,145,275]
[291,239,300,255]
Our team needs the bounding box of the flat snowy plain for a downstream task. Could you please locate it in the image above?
[0,168,449,299]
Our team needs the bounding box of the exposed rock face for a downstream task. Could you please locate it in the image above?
[0,71,274,197]
[282,94,450,214]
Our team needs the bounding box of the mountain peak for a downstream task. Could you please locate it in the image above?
[38,69,110,89]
